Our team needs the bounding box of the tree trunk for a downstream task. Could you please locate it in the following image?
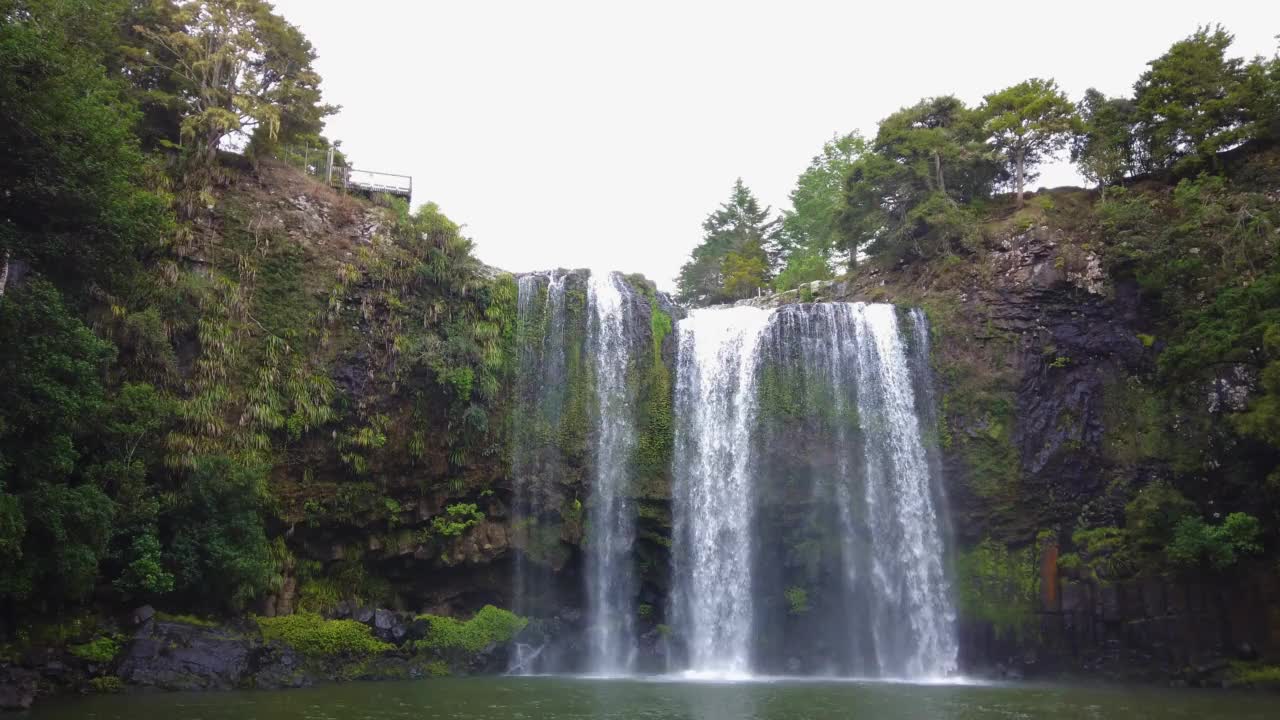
[0,250,9,300]
[934,152,947,194]
[1015,148,1025,208]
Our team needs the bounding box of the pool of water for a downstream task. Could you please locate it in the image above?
[28,675,1277,719]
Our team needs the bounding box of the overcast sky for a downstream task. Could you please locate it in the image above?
[272,0,1279,289]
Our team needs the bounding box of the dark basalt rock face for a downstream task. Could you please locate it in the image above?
[811,217,1279,683]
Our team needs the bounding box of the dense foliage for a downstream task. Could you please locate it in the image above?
[0,0,517,632]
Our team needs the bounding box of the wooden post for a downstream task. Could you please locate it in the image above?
[326,146,335,184]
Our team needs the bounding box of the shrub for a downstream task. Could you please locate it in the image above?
[1167,512,1263,571]
[1124,481,1194,550]
[256,613,393,659]
[69,636,121,664]
[430,503,484,538]
[415,605,527,654]
[89,676,123,693]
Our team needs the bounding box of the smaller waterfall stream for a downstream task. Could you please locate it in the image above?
[585,271,639,675]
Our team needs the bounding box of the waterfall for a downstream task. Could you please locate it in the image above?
[671,305,772,677]
[585,271,640,675]
[670,302,957,679]
[509,270,572,674]
[848,304,956,678]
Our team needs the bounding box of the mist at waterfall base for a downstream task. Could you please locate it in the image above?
[509,270,957,682]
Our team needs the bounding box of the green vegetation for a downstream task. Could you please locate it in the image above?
[0,0,521,623]
[1167,513,1262,571]
[256,613,393,659]
[69,636,122,664]
[677,179,780,304]
[1229,662,1280,689]
[430,503,485,538]
[415,606,527,655]
[155,612,219,628]
[784,586,810,615]
[955,538,1041,641]
[89,676,124,693]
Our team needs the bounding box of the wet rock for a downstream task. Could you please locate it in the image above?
[374,609,396,631]
[132,604,156,625]
[116,621,252,691]
[0,667,38,711]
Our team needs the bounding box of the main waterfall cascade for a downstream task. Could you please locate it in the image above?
[670,302,958,679]
[670,306,772,676]
[509,275,957,679]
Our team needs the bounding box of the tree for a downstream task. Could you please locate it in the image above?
[0,0,173,294]
[130,0,335,165]
[1071,89,1138,196]
[676,180,779,304]
[980,78,1077,207]
[0,280,118,603]
[1133,26,1246,172]
[838,97,997,263]
[776,132,866,286]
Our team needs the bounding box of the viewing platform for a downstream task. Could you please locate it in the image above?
[337,167,413,203]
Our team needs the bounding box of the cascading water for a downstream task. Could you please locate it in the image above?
[670,301,957,679]
[670,305,772,677]
[584,271,640,675]
[509,270,572,674]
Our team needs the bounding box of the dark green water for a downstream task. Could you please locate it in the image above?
[27,677,1277,720]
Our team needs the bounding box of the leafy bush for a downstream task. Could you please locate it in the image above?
[89,676,123,693]
[1068,526,1136,581]
[430,503,484,538]
[256,613,393,659]
[415,605,527,654]
[69,636,121,664]
[1167,512,1263,570]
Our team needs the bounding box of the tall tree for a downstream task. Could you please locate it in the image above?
[1133,26,1246,172]
[776,132,867,287]
[980,78,1077,207]
[130,0,335,165]
[1071,89,1139,196]
[677,179,779,304]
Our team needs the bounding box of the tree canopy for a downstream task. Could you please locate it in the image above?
[979,78,1077,206]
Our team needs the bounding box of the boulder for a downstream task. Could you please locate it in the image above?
[0,667,37,712]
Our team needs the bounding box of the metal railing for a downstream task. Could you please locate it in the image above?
[341,168,413,199]
[275,143,414,202]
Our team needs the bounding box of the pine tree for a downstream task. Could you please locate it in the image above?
[676,179,779,305]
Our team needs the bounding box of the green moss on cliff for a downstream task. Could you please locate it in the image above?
[256,613,393,659]
[955,538,1041,641]
[632,299,675,487]
[414,605,527,654]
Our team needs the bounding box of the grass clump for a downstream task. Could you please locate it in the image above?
[1229,662,1280,688]
[155,612,219,628]
[415,605,527,654]
[69,636,121,663]
[256,613,393,659]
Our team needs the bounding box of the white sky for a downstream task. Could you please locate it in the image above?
[272,0,1279,290]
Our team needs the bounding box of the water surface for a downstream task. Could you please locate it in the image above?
[30,676,1277,719]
